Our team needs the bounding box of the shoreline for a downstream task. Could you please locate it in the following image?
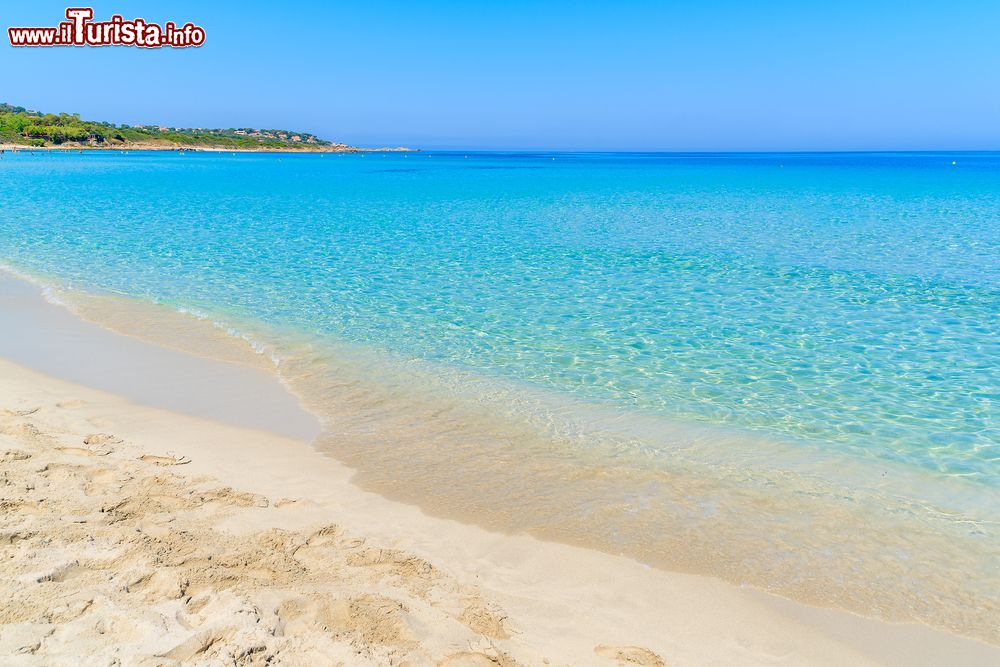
[1,271,998,664]
[21,266,995,644]
[0,142,417,154]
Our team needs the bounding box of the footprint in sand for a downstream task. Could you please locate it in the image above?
[1,449,32,463]
[0,530,36,545]
[2,500,42,516]
[594,644,666,666]
[276,593,417,646]
[196,487,269,508]
[136,514,175,539]
[458,601,510,640]
[275,498,312,509]
[2,422,52,442]
[56,446,113,457]
[29,560,82,584]
[346,546,438,581]
[56,399,86,409]
[161,627,237,661]
[1,406,40,417]
[84,468,124,497]
[126,569,188,603]
[57,434,120,457]
[45,597,94,624]
[305,524,341,545]
[83,433,123,447]
[139,453,191,466]
[39,462,89,483]
[4,625,51,656]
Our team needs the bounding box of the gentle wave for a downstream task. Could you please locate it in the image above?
[9,266,1000,644]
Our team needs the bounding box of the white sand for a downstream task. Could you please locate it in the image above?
[1,272,997,665]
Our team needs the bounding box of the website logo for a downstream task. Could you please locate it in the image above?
[8,7,206,48]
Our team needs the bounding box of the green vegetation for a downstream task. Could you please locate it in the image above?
[0,102,338,150]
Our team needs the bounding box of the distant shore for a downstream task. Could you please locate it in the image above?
[0,142,416,154]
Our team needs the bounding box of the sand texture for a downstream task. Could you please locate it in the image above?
[0,386,539,665]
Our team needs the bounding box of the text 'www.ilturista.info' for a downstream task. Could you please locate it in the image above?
[8,8,205,48]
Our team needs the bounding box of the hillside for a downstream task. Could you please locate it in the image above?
[0,103,407,152]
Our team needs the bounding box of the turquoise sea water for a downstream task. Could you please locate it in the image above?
[0,150,996,483]
[3,150,999,637]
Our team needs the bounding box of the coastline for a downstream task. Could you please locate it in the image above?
[1,272,998,664]
[22,262,994,644]
[0,142,416,154]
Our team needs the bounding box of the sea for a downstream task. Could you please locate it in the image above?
[0,150,996,640]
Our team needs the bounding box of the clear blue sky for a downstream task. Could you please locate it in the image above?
[3,1,998,150]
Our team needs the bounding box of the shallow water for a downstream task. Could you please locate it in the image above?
[0,150,997,640]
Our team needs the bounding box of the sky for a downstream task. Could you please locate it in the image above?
[2,1,999,151]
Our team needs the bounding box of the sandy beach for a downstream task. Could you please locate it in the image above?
[1,274,998,665]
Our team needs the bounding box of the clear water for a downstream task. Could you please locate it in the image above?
[0,150,996,482]
[3,150,1000,639]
